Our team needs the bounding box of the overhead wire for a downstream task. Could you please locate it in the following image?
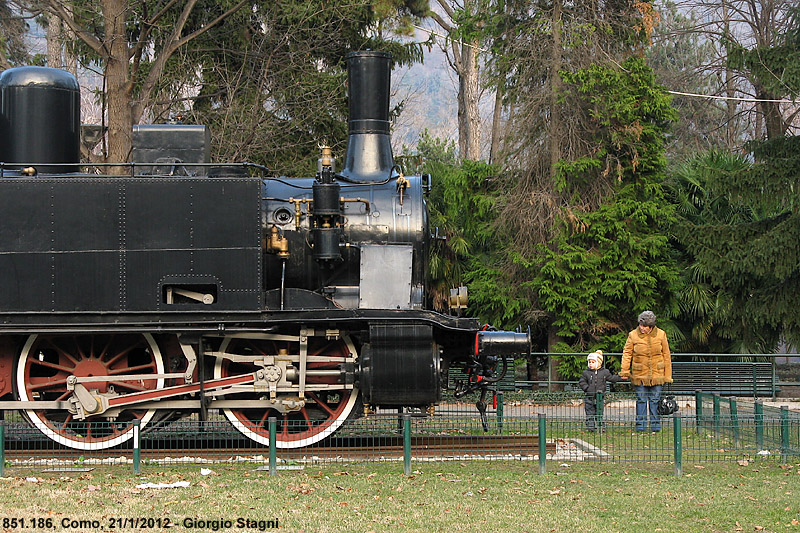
[411,23,799,106]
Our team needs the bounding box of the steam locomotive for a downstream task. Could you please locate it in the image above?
[0,51,529,450]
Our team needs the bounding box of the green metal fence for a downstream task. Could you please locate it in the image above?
[0,393,797,478]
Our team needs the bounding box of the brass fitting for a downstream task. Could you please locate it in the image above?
[319,145,333,167]
[288,197,312,229]
[267,225,290,258]
[341,197,371,213]
[396,173,410,206]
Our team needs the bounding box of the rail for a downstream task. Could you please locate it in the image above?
[515,352,790,399]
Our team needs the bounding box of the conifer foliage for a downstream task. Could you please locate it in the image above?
[671,7,800,353]
[530,57,678,375]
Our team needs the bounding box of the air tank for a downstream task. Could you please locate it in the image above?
[0,66,80,173]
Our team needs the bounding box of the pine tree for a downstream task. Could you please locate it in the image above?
[674,10,800,351]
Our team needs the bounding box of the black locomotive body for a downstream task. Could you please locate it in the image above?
[0,52,528,449]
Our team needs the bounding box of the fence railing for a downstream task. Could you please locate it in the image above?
[1,393,797,477]
[518,352,796,399]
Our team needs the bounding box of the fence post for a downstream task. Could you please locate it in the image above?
[538,413,546,475]
[695,390,703,434]
[0,420,4,478]
[771,361,777,400]
[754,400,764,452]
[781,406,789,464]
[547,355,553,393]
[269,417,277,476]
[132,419,141,475]
[403,413,412,476]
[497,392,504,435]
[730,397,739,446]
[673,413,682,477]
[713,393,721,437]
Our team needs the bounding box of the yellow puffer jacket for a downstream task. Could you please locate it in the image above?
[620,327,672,386]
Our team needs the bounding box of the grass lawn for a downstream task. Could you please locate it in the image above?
[0,460,798,532]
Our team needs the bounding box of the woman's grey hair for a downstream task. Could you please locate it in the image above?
[638,310,657,327]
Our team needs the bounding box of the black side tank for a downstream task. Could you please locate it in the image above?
[0,66,80,173]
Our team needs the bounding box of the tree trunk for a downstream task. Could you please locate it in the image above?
[489,86,503,165]
[549,0,562,179]
[723,1,737,148]
[461,39,481,161]
[63,3,77,76]
[103,0,132,167]
[759,93,786,140]
[46,13,62,69]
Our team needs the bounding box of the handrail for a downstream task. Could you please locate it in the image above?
[517,352,797,399]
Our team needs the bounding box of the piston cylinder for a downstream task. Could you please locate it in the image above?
[311,227,341,261]
[312,181,341,215]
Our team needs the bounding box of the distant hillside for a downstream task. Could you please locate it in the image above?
[391,48,459,152]
[390,47,497,160]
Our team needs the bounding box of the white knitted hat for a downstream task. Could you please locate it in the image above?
[587,350,603,364]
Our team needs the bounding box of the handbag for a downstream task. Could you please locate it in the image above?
[657,395,678,415]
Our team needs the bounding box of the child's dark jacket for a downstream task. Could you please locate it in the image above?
[579,368,623,395]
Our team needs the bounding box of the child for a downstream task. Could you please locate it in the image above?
[579,351,624,431]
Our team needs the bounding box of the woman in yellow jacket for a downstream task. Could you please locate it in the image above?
[620,311,672,432]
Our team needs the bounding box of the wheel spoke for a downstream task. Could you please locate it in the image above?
[27,376,69,392]
[108,380,149,392]
[97,335,116,361]
[281,414,289,438]
[28,359,75,373]
[55,390,72,401]
[308,340,335,358]
[42,338,81,367]
[300,407,312,426]
[108,362,156,374]
[103,343,140,367]
[307,392,335,417]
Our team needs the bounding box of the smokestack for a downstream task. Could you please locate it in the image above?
[339,51,396,182]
